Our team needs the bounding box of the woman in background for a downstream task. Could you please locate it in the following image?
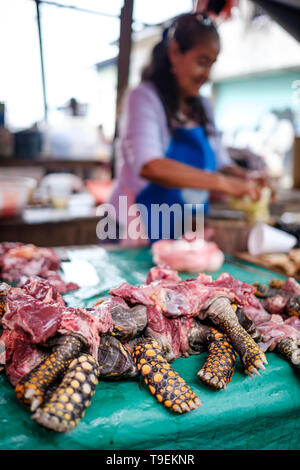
[109,12,266,242]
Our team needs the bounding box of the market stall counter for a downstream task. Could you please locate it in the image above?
[1,246,299,450]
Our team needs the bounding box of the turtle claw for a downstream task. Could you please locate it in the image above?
[30,398,42,412]
[210,377,219,386]
[255,360,266,370]
[204,372,212,381]
[196,328,237,390]
[243,348,267,376]
[188,400,197,410]
[180,402,190,413]
[262,355,268,365]
[249,367,260,377]
[173,405,183,414]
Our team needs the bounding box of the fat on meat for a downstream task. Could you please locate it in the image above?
[152,238,224,273]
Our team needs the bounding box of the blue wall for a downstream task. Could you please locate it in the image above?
[214,70,300,134]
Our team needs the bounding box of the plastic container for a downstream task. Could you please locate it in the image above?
[0,176,37,218]
[41,173,73,209]
[247,222,297,256]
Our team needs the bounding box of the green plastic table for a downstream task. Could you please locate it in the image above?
[1,247,300,450]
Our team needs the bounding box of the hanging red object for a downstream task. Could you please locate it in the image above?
[217,0,239,20]
[194,0,239,21]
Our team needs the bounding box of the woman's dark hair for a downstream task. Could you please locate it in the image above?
[142,13,220,134]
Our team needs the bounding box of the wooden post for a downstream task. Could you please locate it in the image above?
[293,136,300,189]
[35,0,48,121]
[111,0,134,177]
[116,0,134,118]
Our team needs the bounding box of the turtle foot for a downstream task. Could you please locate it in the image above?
[132,339,202,413]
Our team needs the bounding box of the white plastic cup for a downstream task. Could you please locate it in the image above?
[248,222,297,256]
[46,174,73,209]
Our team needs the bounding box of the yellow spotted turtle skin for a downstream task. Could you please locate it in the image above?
[276,337,300,371]
[197,329,237,390]
[285,296,300,318]
[15,335,83,411]
[132,339,201,413]
[252,282,270,298]
[0,283,8,318]
[32,353,100,433]
[205,297,267,376]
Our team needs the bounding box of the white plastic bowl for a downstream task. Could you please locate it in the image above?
[0,175,37,218]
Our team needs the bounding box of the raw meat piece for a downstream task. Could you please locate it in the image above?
[152,238,224,273]
[110,270,268,359]
[0,330,46,386]
[58,307,100,359]
[90,297,125,334]
[262,295,288,315]
[39,270,78,294]
[254,315,300,352]
[146,305,194,358]
[20,276,66,305]
[1,278,107,374]
[284,316,300,332]
[244,280,300,352]
[146,265,181,284]
[280,278,300,296]
[242,304,271,325]
[0,243,60,281]
[3,288,65,344]
[110,272,261,318]
[0,242,78,294]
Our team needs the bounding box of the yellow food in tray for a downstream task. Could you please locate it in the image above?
[229,187,271,224]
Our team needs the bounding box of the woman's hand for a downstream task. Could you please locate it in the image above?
[222,165,276,202]
[217,174,262,202]
[141,159,262,202]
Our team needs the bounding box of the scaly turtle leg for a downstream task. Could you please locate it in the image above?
[285,296,300,318]
[234,305,261,342]
[203,296,267,377]
[198,330,237,390]
[0,284,7,374]
[32,353,100,433]
[132,338,201,413]
[110,304,148,342]
[15,335,84,411]
[268,279,285,290]
[252,279,284,297]
[188,322,237,390]
[0,283,8,320]
[276,337,300,372]
[252,282,270,298]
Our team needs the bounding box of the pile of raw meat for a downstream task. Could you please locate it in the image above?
[0,242,78,294]
[109,265,300,359]
[1,259,299,389]
[247,278,300,352]
[0,277,113,386]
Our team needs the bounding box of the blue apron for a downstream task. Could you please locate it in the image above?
[136,126,216,242]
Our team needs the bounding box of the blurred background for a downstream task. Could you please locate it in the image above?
[0,0,299,248]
